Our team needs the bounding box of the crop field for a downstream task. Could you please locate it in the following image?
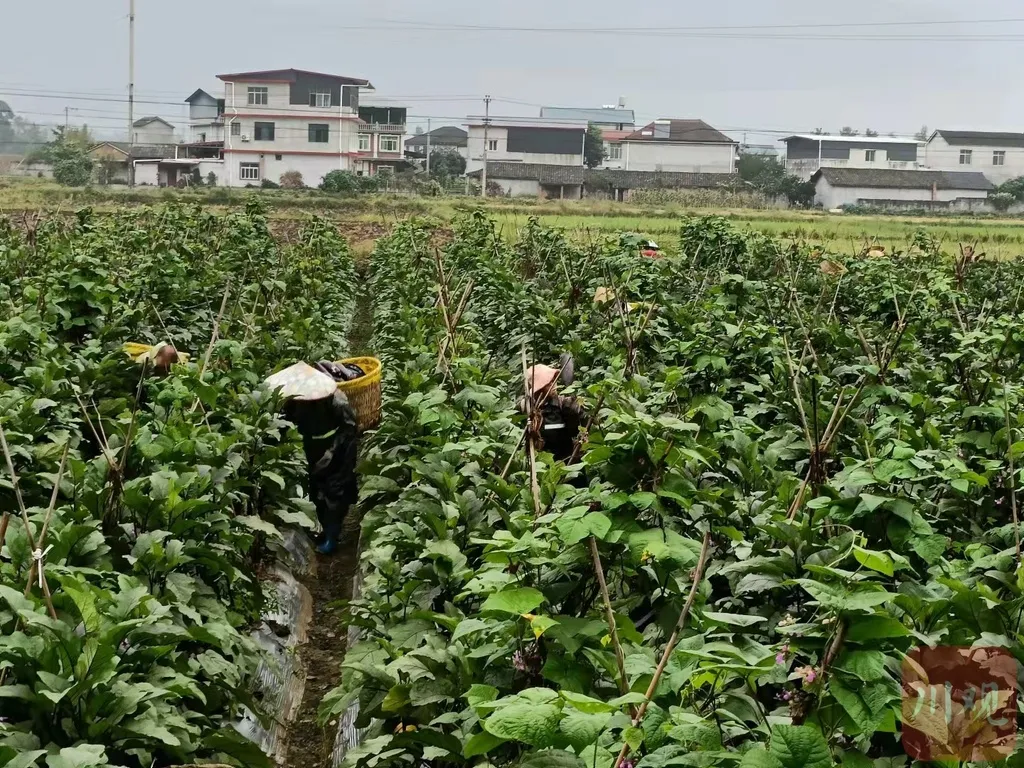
[2,201,1024,768]
[327,214,1024,767]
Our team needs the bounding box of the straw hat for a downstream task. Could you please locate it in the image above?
[525,364,559,395]
[264,362,338,402]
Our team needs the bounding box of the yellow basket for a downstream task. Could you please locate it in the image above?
[336,357,382,432]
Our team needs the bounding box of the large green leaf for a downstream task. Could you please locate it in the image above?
[560,710,611,750]
[483,702,561,747]
[768,725,833,768]
[481,587,545,615]
[519,750,587,767]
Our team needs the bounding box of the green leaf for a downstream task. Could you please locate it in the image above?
[381,685,411,713]
[853,546,894,577]
[561,690,616,714]
[519,750,586,768]
[234,514,282,538]
[529,615,560,638]
[483,702,561,747]
[830,679,884,734]
[630,492,658,509]
[795,580,894,612]
[624,725,644,750]
[845,615,909,642]
[560,710,611,750]
[121,717,181,746]
[736,573,783,594]
[738,748,781,768]
[701,611,767,627]
[834,650,888,682]
[481,587,545,615]
[768,725,832,768]
[5,751,47,768]
[45,745,108,768]
[451,618,489,642]
[465,684,500,707]
[463,730,505,758]
[58,578,101,634]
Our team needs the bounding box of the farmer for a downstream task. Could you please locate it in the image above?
[265,362,360,556]
[522,356,586,464]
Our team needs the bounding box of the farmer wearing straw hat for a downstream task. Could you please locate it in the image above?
[522,356,585,464]
[264,362,360,556]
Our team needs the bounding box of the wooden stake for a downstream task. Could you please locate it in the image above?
[589,536,630,699]
[612,530,713,768]
[1006,384,1022,569]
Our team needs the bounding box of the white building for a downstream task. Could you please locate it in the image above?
[617,120,736,173]
[132,116,175,146]
[465,117,586,175]
[184,89,225,144]
[811,167,994,211]
[781,134,919,180]
[923,130,1024,184]
[355,105,407,175]
[217,68,373,188]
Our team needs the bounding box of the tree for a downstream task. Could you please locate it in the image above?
[583,122,606,169]
[737,152,814,207]
[38,127,93,186]
[865,128,879,137]
[279,170,305,189]
[811,128,829,136]
[206,171,217,187]
[428,149,466,180]
[915,125,930,142]
[840,126,859,136]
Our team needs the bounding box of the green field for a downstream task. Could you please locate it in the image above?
[5,176,1024,256]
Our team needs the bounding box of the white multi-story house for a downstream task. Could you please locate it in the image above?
[539,104,636,170]
[184,89,225,144]
[780,134,920,179]
[618,120,737,173]
[217,68,373,188]
[922,130,1024,184]
[132,116,175,146]
[465,117,587,175]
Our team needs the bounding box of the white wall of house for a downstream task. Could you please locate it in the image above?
[133,121,175,146]
[189,122,225,143]
[220,80,363,187]
[134,162,160,186]
[787,152,917,180]
[922,134,1023,184]
[465,126,583,173]
[814,176,990,209]
[622,141,735,173]
[492,179,542,196]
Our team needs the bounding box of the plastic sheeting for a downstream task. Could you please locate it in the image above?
[331,550,370,767]
[233,532,315,763]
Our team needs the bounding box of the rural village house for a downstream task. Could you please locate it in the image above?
[616,120,737,174]
[781,134,919,180]
[131,116,176,146]
[540,104,636,169]
[922,130,1024,184]
[465,116,587,175]
[404,126,468,160]
[811,167,994,211]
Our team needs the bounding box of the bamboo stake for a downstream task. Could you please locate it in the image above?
[520,344,541,517]
[612,530,713,768]
[589,536,630,698]
[1006,384,1022,569]
[24,443,70,597]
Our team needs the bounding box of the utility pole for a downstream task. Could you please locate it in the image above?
[481,94,491,197]
[65,106,70,131]
[127,0,136,187]
[425,117,431,175]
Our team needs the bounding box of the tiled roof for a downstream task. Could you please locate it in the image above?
[588,170,740,189]
[133,116,173,128]
[216,68,371,86]
[468,162,585,184]
[813,167,995,191]
[90,142,181,160]
[934,130,1024,148]
[405,126,467,148]
[625,119,736,144]
[540,106,636,125]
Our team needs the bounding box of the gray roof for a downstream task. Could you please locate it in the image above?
[625,119,736,144]
[468,162,585,185]
[216,68,371,87]
[405,126,467,148]
[184,88,216,104]
[133,116,173,128]
[90,141,180,159]
[588,169,741,189]
[933,130,1024,148]
[540,106,635,125]
[813,167,995,191]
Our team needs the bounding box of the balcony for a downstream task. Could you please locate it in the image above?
[358,123,406,134]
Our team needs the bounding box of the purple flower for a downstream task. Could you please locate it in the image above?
[622,761,635,768]
[782,691,792,701]
[775,652,786,665]
[513,650,528,672]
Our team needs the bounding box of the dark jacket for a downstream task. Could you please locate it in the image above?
[536,395,586,463]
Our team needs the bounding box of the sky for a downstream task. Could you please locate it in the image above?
[3,0,1024,146]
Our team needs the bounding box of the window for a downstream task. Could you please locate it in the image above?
[230,121,241,136]
[199,132,207,143]
[607,143,622,160]
[309,91,332,108]
[247,87,268,106]
[358,133,371,151]
[309,123,330,143]
[254,122,275,141]
[960,149,973,165]
[239,163,260,181]
[488,139,498,151]
[379,135,399,152]
[864,149,876,162]
[275,154,283,161]
[994,150,1006,166]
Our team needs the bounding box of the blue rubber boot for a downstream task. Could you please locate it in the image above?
[317,536,339,556]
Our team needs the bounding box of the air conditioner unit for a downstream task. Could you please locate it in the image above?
[240,134,250,142]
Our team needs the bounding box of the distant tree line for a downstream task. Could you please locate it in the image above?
[0,101,49,155]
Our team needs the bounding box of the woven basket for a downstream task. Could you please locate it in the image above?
[336,357,382,432]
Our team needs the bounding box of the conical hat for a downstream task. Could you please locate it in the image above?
[525,364,559,395]
[264,362,337,402]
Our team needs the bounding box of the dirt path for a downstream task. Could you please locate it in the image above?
[281,257,375,768]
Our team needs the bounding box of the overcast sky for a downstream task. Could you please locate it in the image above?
[3,0,1023,144]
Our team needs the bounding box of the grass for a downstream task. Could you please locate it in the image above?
[5,177,1024,256]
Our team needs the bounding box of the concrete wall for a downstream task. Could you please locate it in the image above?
[133,122,175,146]
[224,151,347,188]
[622,141,735,173]
[134,163,160,186]
[922,134,1023,184]
[466,126,583,173]
[491,178,542,197]
[814,176,990,209]
[190,122,225,143]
